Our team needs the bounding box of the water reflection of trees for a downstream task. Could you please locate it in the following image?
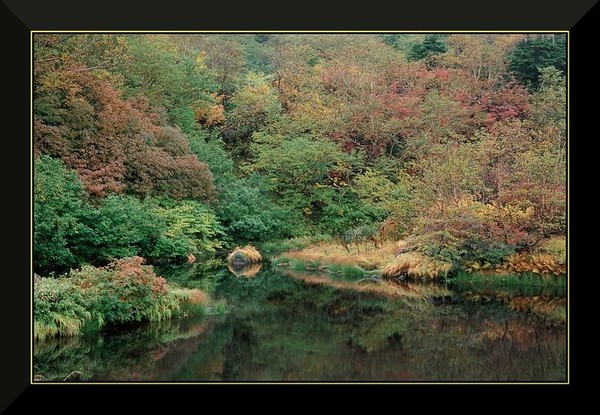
[34,315,216,381]
[34,267,566,382]
[278,267,452,300]
[459,291,566,324]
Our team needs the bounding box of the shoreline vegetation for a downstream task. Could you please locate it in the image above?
[35,235,565,342]
[271,236,566,286]
[34,257,212,341]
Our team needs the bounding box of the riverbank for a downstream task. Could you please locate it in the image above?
[271,237,567,287]
[34,257,216,341]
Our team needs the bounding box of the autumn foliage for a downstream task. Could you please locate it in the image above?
[33,33,567,278]
[34,257,208,340]
[35,65,215,200]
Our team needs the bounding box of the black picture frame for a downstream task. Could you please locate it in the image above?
[4,0,594,410]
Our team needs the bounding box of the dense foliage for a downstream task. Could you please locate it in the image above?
[34,33,566,275]
[34,257,206,340]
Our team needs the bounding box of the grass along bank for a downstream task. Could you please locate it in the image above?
[34,257,218,341]
[272,239,398,276]
[272,239,453,281]
[272,237,566,286]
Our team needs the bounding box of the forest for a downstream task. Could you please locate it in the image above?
[33,33,567,339]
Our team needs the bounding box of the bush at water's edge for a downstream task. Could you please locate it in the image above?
[34,257,211,341]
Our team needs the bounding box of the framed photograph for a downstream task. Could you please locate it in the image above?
[5,0,594,409]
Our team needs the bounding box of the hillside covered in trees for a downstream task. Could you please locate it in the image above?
[33,33,566,277]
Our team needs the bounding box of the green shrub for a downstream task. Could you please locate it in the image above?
[34,277,101,341]
[34,155,89,274]
[259,236,313,254]
[190,133,294,243]
[34,257,207,341]
[217,174,290,243]
[34,156,226,272]
[328,264,369,280]
[73,195,163,265]
[149,199,224,261]
[461,238,518,265]
[70,257,180,324]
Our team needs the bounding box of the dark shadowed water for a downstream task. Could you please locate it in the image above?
[33,264,567,382]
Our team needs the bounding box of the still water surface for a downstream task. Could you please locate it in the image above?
[34,264,567,382]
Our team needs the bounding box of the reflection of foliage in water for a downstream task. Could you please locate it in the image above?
[169,267,415,379]
[395,300,565,381]
[34,265,566,381]
[34,335,97,381]
[155,257,227,296]
[449,273,567,297]
[209,267,565,380]
[450,278,566,324]
[280,267,454,301]
[34,315,214,381]
[170,319,233,381]
[467,293,566,324]
[450,280,566,298]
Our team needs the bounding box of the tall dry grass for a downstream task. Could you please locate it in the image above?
[169,287,210,315]
[499,252,566,276]
[279,240,400,271]
[381,252,453,280]
[464,252,566,277]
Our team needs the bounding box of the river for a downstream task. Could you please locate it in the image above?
[33,262,567,382]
